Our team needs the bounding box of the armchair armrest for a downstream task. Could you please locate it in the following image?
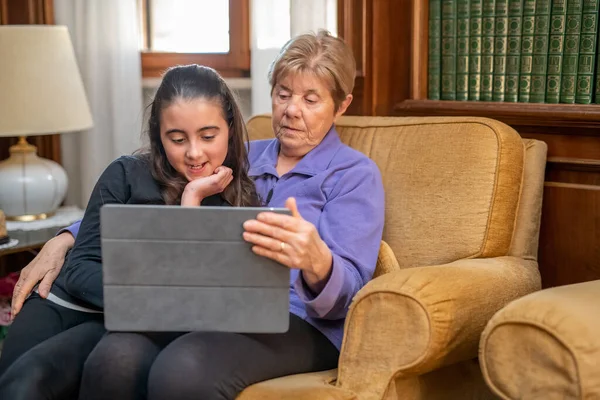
[374,240,401,277]
[336,256,540,400]
[480,280,600,400]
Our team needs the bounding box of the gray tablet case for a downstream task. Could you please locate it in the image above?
[100,205,291,333]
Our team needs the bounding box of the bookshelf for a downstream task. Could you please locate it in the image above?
[398,1,600,126]
[396,100,600,128]
[336,0,598,288]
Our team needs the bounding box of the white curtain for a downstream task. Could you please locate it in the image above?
[55,0,144,207]
[250,0,337,116]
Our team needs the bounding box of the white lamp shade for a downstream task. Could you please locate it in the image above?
[0,25,93,136]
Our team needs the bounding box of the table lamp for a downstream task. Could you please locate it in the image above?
[0,25,93,221]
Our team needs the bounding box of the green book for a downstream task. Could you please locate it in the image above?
[530,0,551,103]
[505,0,524,102]
[575,0,599,104]
[429,0,442,100]
[545,0,567,103]
[469,0,484,100]
[560,0,583,103]
[441,0,458,100]
[482,0,497,100]
[596,29,600,103]
[493,0,509,101]
[519,0,537,102]
[457,0,471,100]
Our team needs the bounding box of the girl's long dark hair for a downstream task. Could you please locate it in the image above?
[144,65,259,206]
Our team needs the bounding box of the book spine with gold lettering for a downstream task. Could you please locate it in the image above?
[560,0,583,103]
[575,0,599,104]
[519,0,537,101]
[441,0,458,100]
[429,0,442,100]
[545,0,567,103]
[530,0,551,103]
[493,0,509,101]
[505,0,524,102]
[457,0,471,100]
[469,0,484,100]
[482,0,497,100]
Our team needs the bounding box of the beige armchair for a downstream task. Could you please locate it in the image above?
[480,280,600,399]
[238,115,548,400]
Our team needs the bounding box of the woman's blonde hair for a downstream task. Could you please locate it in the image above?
[268,30,356,111]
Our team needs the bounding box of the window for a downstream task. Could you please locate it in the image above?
[139,0,250,78]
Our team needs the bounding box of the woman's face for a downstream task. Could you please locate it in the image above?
[160,98,229,182]
[271,73,352,157]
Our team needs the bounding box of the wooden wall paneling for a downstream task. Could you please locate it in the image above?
[338,0,412,116]
[0,0,60,165]
[520,132,600,159]
[539,183,600,288]
[371,0,409,115]
[545,158,600,186]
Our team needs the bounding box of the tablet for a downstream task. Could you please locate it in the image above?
[100,204,291,333]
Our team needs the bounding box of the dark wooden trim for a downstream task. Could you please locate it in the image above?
[338,0,367,77]
[25,0,35,22]
[410,0,428,100]
[230,0,250,69]
[544,182,600,190]
[337,0,371,114]
[41,0,53,24]
[141,52,251,78]
[140,0,250,78]
[0,0,8,24]
[547,157,600,172]
[394,99,600,129]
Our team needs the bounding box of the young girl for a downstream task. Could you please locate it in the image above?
[0,64,258,399]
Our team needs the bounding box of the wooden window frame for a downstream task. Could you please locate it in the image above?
[140,0,250,78]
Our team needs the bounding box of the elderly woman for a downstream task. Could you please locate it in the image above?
[8,31,384,400]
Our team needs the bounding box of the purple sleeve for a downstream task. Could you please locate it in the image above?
[293,161,385,320]
[57,220,81,238]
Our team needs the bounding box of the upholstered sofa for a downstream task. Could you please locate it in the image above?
[239,115,548,400]
[480,279,600,399]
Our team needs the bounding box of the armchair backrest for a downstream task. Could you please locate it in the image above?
[247,115,537,269]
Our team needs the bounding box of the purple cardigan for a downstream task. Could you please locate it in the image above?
[63,126,385,349]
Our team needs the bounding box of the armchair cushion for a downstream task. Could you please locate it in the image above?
[480,280,600,400]
[337,257,541,400]
[238,370,356,400]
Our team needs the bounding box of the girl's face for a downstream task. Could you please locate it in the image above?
[160,98,229,182]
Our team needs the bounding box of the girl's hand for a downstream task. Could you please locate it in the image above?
[181,166,233,206]
[242,197,333,293]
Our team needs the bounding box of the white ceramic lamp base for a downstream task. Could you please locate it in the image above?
[0,137,68,221]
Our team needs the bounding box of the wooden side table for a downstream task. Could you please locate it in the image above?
[0,207,84,275]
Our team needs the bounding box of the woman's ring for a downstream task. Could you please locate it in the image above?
[280,241,286,252]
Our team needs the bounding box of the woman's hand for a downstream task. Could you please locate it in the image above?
[243,197,333,292]
[181,166,233,206]
[11,232,75,318]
